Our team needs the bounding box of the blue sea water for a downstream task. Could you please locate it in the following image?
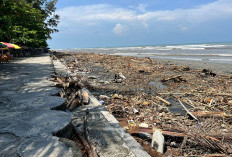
[55,43,232,64]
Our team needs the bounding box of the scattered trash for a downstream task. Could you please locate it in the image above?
[111,94,122,99]
[151,129,164,154]
[99,100,104,105]
[52,51,232,156]
[201,69,216,77]
[128,120,136,126]
[133,107,139,114]
[139,123,149,128]
[115,72,126,83]
[99,95,110,100]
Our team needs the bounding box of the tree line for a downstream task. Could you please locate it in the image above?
[0,0,59,48]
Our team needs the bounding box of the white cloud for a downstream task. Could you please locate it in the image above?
[137,4,147,12]
[57,0,232,31]
[113,24,128,35]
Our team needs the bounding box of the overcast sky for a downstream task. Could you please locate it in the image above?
[48,0,232,49]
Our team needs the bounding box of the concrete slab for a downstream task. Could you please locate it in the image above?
[0,109,71,138]
[18,134,73,157]
[9,96,65,111]
[0,54,75,157]
[0,133,20,157]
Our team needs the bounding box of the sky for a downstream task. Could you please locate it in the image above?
[48,0,232,49]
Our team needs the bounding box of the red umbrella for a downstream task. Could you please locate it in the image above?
[0,42,21,49]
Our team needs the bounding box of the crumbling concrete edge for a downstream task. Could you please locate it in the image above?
[51,56,151,157]
[98,105,150,157]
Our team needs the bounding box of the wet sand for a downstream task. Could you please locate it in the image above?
[161,59,232,75]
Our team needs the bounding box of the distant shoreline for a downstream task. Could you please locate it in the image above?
[159,58,232,75]
[54,50,232,75]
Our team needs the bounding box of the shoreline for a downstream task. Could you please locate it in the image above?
[159,58,232,75]
[54,51,232,156]
[55,50,232,75]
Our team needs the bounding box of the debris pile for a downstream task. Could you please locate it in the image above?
[52,51,232,156]
[50,74,89,111]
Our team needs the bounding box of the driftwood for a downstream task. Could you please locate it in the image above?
[178,99,198,121]
[72,110,98,157]
[72,126,92,156]
[130,127,232,140]
[67,90,81,110]
[156,96,171,106]
[202,154,227,157]
[69,99,80,111]
[191,111,232,118]
[57,77,67,88]
[59,89,65,98]
[161,75,186,83]
[130,127,228,153]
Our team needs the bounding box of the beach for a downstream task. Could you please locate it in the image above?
[160,59,232,75]
[53,51,232,156]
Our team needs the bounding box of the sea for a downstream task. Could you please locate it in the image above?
[55,43,232,64]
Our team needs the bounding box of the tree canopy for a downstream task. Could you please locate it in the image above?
[0,0,59,47]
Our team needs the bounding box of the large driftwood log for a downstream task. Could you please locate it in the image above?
[191,111,232,118]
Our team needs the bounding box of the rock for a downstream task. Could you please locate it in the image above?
[151,130,165,154]
[81,91,89,105]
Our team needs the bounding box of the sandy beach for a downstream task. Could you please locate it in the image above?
[161,59,232,75]
[53,51,232,156]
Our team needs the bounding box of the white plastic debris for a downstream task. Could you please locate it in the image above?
[151,129,165,154]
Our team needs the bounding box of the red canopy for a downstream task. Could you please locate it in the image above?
[1,42,15,48]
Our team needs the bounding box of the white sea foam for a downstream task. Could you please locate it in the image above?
[54,43,232,64]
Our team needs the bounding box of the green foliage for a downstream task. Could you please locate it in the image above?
[0,0,59,47]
